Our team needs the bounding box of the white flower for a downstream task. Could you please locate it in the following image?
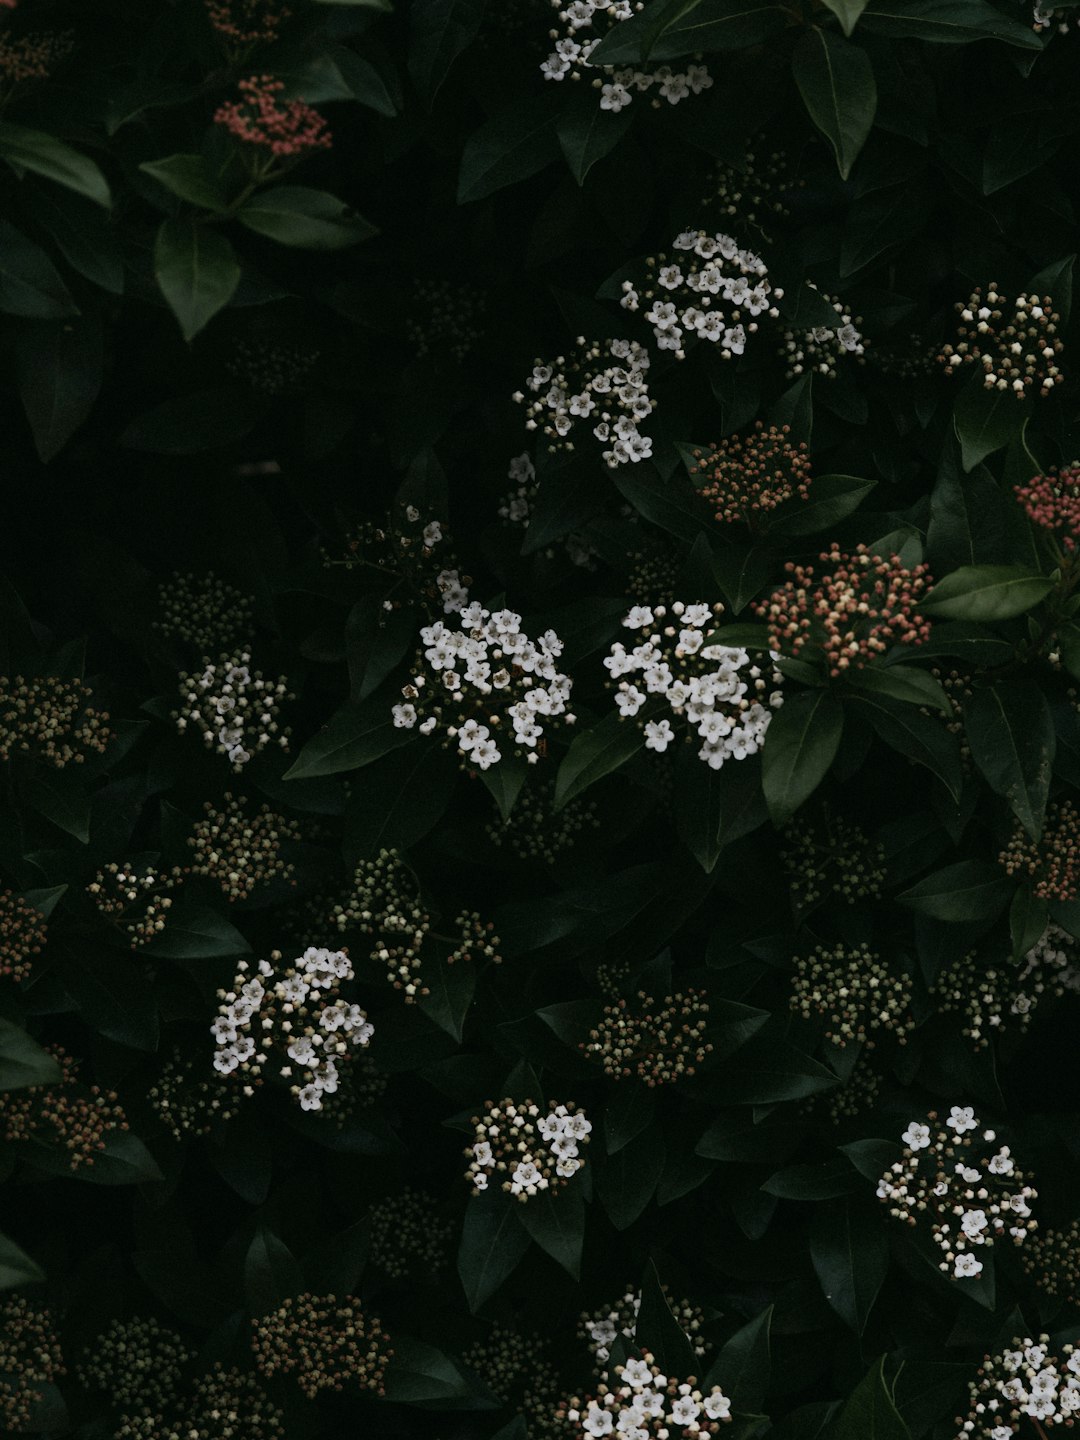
[392,703,417,728]
[621,1359,652,1389]
[600,81,632,112]
[422,521,442,546]
[947,1105,978,1134]
[954,1253,983,1278]
[902,1121,932,1150]
[644,718,674,752]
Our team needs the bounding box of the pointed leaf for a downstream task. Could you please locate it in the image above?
[809,1197,888,1334]
[965,682,1054,837]
[792,29,876,180]
[762,689,844,826]
[154,220,240,342]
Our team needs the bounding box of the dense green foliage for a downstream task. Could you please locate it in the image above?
[3,0,1080,1438]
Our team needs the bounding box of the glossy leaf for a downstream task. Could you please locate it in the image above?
[154,220,240,342]
[792,29,876,180]
[762,689,844,826]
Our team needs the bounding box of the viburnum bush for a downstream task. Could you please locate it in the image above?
[3,1,1080,1438]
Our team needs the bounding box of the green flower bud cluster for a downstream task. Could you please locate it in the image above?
[486,780,599,862]
[1019,1220,1080,1302]
[406,277,487,363]
[791,943,914,1048]
[87,861,183,946]
[370,1185,452,1279]
[0,1297,65,1433]
[782,813,885,910]
[77,1317,192,1412]
[581,990,712,1086]
[114,1364,284,1440]
[225,339,319,395]
[332,848,501,1001]
[148,1047,242,1141]
[464,1324,566,1440]
[0,674,112,767]
[187,793,300,902]
[251,1294,391,1401]
[155,571,254,653]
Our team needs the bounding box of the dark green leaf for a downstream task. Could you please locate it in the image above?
[0,1230,44,1290]
[78,1131,163,1186]
[0,122,111,207]
[604,1083,657,1155]
[832,1356,911,1440]
[635,1258,698,1374]
[64,951,159,1052]
[0,221,78,319]
[770,475,876,536]
[897,860,1012,922]
[844,664,951,713]
[965,682,1054,837]
[408,0,486,104]
[238,187,377,248]
[26,773,90,841]
[285,695,416,779]
[0,1019,62,1091]
[809,1197,888,1334]
[517,1183,584,1280]
[154,220,240,342]
[675,747,768,872]
[120,387,259,453]
[245,1227,303,1317]
[762,1158,861,1200]
[344,743,456,858]
[714,1039,838,1105]
[855,695,963,800]
[704,1305,772,1413]
[590,0,788,65]
[922,565,1054,621]
[32,187,124,295]
[557,90,633,185]
[457,96,560,204]
[554,711,646,809]
[952,373,1030,471]
[458,1191,531,1311]
[140,155,228,211]
[16,316,103,463]
[762,689,844,826]
[792,29,876,181]
[858,0,1042,47]
[597,1124,664,1230]
[417,950,477,1041]
[384,1336,478,1405]
[144,901,250,959]
[1009,886,1048,960]
[821,0,869,35]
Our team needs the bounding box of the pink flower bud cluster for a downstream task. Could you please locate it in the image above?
[214,75,331,158]
[755,543,932,676]
[205,0,290,45]
[1014,464,1080,553]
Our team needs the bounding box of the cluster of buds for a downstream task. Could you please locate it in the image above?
[582,990,712,1085]
[934,925,1080,1048]
[999,802,1080,901]
[405,277,487,362]
[782,813,886,910]
[1,1045,128,1170]
[1031,1,1072,34]
[332,504,470,616]
[205,0,290,46]
[580,1289,707,1366]
[514,337,655,468]
[464,1326,565,1440]
[148,1047,242,1141]
[604,602,784,769]
[876,1108,1038,1279]
[703,144,797,239]
[87,862,182,946]
[621,229,781,362]
[155,571,254,653]
[392,603,574,769]
[625,543,680,608]
[214,76,331,159]
[0,674,112,767]
[225,338,319,395]
[957,1336,1080,1439]
[0,28,73,87]
[114,1364,284,1440]
[187,794,300,902]
[251,1295,390,1401]
[78,1318,193,1412]
[331,848,502,999]
[559,1353,732,1438]
[803,1051,882,1124]
[689,423,812,529]
[539,0,712,112]
[791,943,913,1048]
[465,1097,592,1199]
[0,1297,65,1433]
[1019,1221,1080,1302]
[780,286,866,378]
[0,889,47,982]
[487,780,600,862]
[1014,463,1080,554]
[868,331,939,379]
[369,1186,453,1279]
[211,948,374,1112]
[174,651,292,770]
[939,285,1064,398]
[755,544,933,676]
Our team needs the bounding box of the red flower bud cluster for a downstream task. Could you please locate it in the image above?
[690,422,811,527]
[755,543,933,676]
[1014,464,1080,553]
[214,75,331,158]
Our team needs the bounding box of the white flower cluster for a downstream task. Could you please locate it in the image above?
[876,1108,1038,1280]
[174,650,291,770]
[781,284,865,378]
[465,1097,592,1199]
[540,0,713,113]
[211,948,373,1112]
[564,1353,732,1439]
[935,923,1080,1048]
[959,1336,1080,1440]
[620,230,782,361]
[1031,2,1071,35]
[604,602,783,768]
[391,604,574,770]
[581,1289,706,1366]
[514,337,655,468]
